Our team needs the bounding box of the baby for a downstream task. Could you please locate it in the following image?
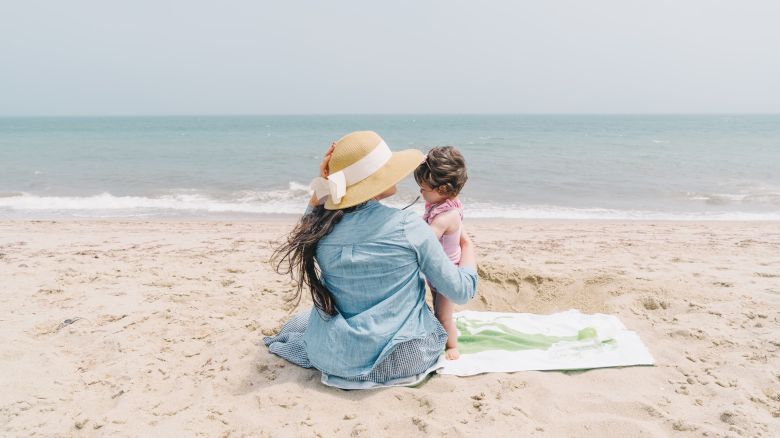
[414,146,468,360]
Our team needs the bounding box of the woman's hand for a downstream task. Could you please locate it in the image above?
[320,142,336,178]
[459,227,473,248]
[458,226,476,270]
[310,142,337,206]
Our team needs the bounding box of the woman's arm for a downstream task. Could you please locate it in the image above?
[404,214,477,304]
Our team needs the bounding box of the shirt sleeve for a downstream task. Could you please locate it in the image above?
[403,212,477,305]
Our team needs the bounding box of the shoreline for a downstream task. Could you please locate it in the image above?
[2,216,780,224]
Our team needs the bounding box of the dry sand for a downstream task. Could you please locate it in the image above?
[1,219,779,437]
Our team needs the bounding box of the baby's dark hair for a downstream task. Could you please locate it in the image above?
[414,146,468,197]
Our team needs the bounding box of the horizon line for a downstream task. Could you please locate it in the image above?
[2,112,780,118]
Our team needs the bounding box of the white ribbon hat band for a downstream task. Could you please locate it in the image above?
[310,141,393,204]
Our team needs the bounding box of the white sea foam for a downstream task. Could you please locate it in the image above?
[462,203,780,221]
[685,191,780,205]
[1,190,779,220]
[0,192,300,215]
[0,182,313,217]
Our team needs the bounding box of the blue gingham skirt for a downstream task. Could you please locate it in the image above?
[263,309,447,384]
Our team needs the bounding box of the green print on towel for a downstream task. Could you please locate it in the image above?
[455,317,611,354]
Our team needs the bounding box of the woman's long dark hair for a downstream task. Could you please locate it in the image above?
[272,202,364,316]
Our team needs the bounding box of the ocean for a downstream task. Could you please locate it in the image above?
[1,115,779,220]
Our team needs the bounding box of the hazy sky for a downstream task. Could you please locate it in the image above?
[2,1,779,116]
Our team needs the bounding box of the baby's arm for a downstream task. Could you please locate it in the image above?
[428,210,461,239]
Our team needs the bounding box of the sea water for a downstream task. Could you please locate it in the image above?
[1,114,778,219]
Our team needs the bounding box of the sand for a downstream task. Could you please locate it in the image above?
[1,219,779,437]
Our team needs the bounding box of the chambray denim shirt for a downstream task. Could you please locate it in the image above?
[303,200,478,377]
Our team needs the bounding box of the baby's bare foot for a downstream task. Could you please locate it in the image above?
[445,347,460,360]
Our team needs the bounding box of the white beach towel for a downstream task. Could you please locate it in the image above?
[436,309,654,376]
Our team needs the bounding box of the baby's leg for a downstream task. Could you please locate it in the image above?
[433,291,460,360]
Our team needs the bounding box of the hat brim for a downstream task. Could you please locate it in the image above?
[324,149,424,210]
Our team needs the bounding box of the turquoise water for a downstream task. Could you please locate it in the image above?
[1,115,778,219]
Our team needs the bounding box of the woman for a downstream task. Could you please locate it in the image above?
[266,131,477,389]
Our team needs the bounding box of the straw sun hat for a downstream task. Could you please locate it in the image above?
[310,131,424,210]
